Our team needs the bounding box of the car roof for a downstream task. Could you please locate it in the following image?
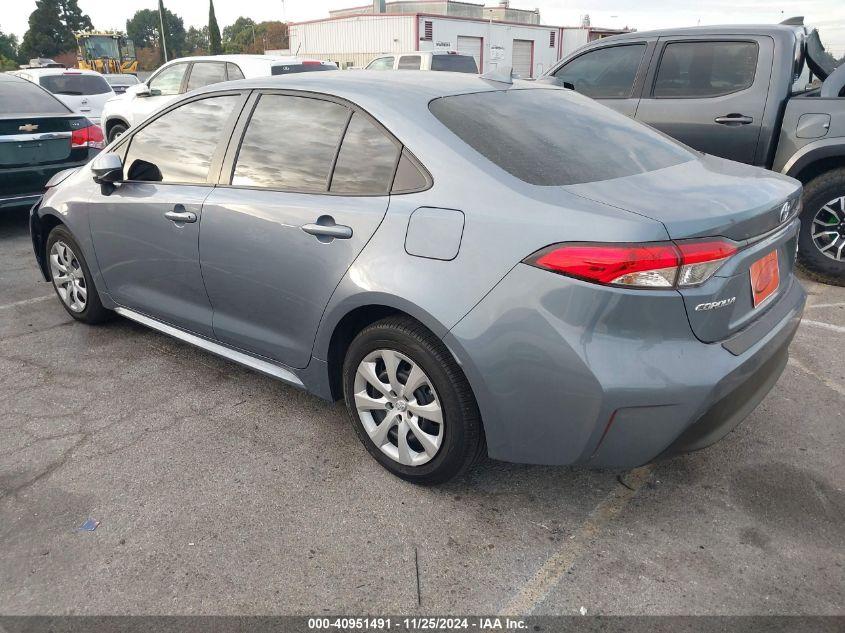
[197,69,540,102]
[589,23,800,43]
[0,73,26,83]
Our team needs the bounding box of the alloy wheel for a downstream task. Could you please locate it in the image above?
[812,195,845,261]
[353,349,444,467]
[49,241,87,313]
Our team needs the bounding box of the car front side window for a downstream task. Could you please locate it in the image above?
[368,57,395,70]
[148,63,188,96]
[123,94,240,184]
[553,44,646,98]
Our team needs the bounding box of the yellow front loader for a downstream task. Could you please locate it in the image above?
[76,31,138,74]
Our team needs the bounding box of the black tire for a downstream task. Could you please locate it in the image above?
[107,122,127,143]
[46,226,112,324]
[798,168,845,286]
[342,316,484,485]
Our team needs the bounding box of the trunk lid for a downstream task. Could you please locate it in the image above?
[0,114,91,196]
[564,154,800,242]
[565,154,803,343]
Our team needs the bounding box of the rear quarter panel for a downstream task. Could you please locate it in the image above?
[773,95,845,176]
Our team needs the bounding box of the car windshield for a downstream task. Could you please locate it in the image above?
[83,36,120,59]
[429,88,694,186]
[0,81,69,114]
[430,55,478,73]
[40,74,112,96]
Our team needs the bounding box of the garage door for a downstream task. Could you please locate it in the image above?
[512,39,534,78]
[457,36,483,72]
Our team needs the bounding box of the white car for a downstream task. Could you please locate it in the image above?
[10,67,114,126]
[100,54,337,142]
[365,51,478,73]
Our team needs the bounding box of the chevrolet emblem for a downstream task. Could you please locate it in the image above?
[19,123,39,132]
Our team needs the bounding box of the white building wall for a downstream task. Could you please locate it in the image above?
[560,28,590,57]
[417,17,560,77]
[289,14,593,75]
[290,15,416,68]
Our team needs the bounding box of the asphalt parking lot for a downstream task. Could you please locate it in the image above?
[0,206,842,616]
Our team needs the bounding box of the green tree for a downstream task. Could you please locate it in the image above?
[126,6,185,61]
[0,29,19,70]
[18,0,94,62]
[185,26,209,55]
[222,16,256,53]
[208,0,222,55]
[58,0,93,32]
[0,29,18,60]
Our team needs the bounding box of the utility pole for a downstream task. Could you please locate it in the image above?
[158,0,169,62]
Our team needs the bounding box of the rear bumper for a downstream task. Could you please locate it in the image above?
[0,192,42,209]
[445,264,805,468]
[1,155,93,209]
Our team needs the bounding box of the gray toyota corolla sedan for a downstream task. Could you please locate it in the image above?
[30,71,805,484]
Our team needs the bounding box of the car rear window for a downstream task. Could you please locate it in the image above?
[39,74,112,95]
[430,55,478,73]
[0,81,69,113]
[271,63,336,75]
[428,88,694,186]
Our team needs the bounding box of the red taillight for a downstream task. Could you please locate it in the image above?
[526,238,738,289]
[302,60,322,65]
[71,122,105,150]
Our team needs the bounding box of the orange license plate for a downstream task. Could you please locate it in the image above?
[750,250,779,307]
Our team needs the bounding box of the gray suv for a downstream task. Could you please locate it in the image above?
[31,72,805,483]
[544,20,845,284]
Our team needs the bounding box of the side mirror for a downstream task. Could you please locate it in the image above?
[92,152,123,184]
[127,83,151,97]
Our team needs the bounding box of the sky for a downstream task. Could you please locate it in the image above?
[3,0,844,57]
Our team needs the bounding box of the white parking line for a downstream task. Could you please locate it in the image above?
[500,466,653,616]
[0,295,53,311]
[800,319,845,334]
[788,357,845,398]
[805,302,845,310]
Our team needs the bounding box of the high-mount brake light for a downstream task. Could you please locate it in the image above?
[525,238,738,289]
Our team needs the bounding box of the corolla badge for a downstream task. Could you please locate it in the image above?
[695,297,737,311]
[779,201,791,223]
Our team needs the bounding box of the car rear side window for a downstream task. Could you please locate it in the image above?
[653,41,758,98]
[553,44,646,98]
[40,74,112,95]
[398,55,421,70]
[123,95,239,184]
[226,63,245,80]
[430,55,478,73]
[0,81,69,113]
[330,113,400,195]
[232,94,349,191]
[187,62,227,91]
[429,89,693,186]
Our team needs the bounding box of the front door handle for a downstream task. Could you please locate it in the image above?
[164,206,197,223]
[714,114,754,125]
[301,216,353,242]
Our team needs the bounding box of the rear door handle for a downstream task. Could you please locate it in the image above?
[164,205,197,223]
[301,216,353,241]
[715,114,754,125]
